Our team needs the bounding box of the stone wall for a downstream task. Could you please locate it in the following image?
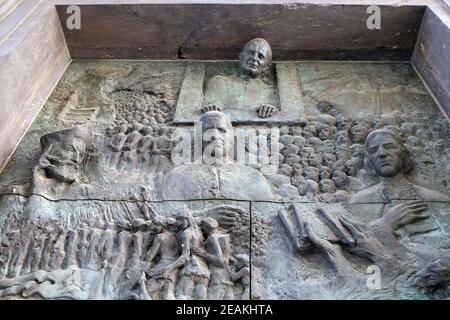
[0,0,71,173]
[412,6,450,118]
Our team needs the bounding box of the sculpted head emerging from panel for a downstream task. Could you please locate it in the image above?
[364,128,412,178]
[239,38,272,78]
[39,126,93,183]
[199,110,234,160]
[350,124,369,144]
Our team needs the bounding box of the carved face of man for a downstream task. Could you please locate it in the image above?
[350,124,369,144]
[239,38,272,78]
[47,138,87,183]
[345,158,361,176]
[332,170,349,188]
[323,153,336,168]
[317,124,333,140]
[337,117,352,131]
[40,128,92,184]
[201,111,233,159]
[150,223,163,234]
[365,131,404,177]
[320,179,336,193]
[308,154,322,168]
[176,215,190,232]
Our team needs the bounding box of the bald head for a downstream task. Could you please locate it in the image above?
[200,111,232,131]
[239,38,272,78]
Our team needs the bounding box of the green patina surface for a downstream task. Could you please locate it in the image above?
[0,60,441,188]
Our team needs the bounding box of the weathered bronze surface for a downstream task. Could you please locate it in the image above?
[0,41,449,299]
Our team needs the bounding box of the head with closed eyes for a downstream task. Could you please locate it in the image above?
[199,111,234,161]
[39,126,92,183]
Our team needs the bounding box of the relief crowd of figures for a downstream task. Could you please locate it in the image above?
[100,100,449,202]
[104,123,173,171]
[269,101,450,202]
[0,37,449,300]
[0,100,447,299]
[0,200,252,300]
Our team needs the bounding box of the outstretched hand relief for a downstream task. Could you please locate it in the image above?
[256,104,278,118]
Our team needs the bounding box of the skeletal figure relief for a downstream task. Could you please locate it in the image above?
[231,254,250,300]
[115,200,179,300]
[97,229,119,300]
[49,231,67,271]
[63,230,79,269]
[39,231,58,271]
[108,232,131,290]
[169,207,248,300]
[118,124,143,171]
[78,226,91,269]
[126,232,144,277]
[117,208,181,300]
[165,213,210,300]
[117,195,250,300]
[27,235,46,274]
[0,231,16,279]
[150,128,173,167]
[8,235,32,279]
[0,267,101,300]
[0,270,49,298]
[18,237,35,276]
[195,218,234,300]
[107,125,128,168]
[136,126,154,167]
[84,229,103,270]
[143,221,179,300]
